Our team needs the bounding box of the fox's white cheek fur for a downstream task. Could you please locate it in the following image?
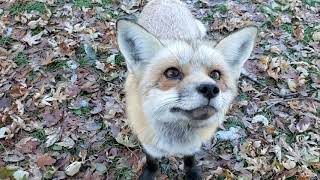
[211,90,235,111]
[177,88,209,110]
[143,89,182,123]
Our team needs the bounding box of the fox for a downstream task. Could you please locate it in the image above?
[116,0,257,179]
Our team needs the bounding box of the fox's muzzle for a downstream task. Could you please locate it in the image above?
[171,105,216,120]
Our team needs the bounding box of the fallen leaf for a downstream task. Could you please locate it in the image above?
[84,121,101,131]
[41,95,57,106]
[27,18,48,29]
[0,97,12,109]
[95,163,107,174]
[312,31,320,41]
[16,137,39,153]
[95,61,107,73]
[0,127,9,139]
[58,42,75,56]
[283,160,296,170]
[37,154,56,168]
[43,109,64,127]
[270,46,281,54]
[56,136,75,149]
[65,161,82,176]
[45,131,60,147]
[13,170,29,180]
[21,31,44,46]
[0,168,16,179]
[267,68,280,80]
[296,116,311,133]
[115,133,139,148]
[294,25,304,40]
[258,56,269,71]
[199,0,225,6]
[3,151,25,162]
[216,127,242,141]
[84,44,97,64]
[252,115,269,126]
[287,79,297,92]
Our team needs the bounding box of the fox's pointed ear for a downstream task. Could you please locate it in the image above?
[116,19,162,74]
[216,26,258,75]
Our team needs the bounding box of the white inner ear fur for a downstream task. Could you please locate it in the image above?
[116,20,163,74]
[215,26,257,76]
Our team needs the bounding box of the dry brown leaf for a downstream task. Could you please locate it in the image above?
[296,116,311,133]
[21,31,44,46]
[287,79,297,92]
[43,109,63,127]
[258,56,269,71]
[294,25,304,40]
[16,137,39,153]
[37,154,56,168]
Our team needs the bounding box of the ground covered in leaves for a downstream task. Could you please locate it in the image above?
[0,0,319,179]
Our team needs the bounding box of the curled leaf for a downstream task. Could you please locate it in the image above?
[252,115,269,126]
[312,31,320,41]
[296,116,311,133]
[65,161,82,176]
[287,79,297,92]
[13,170,29,180]
[0,127,9,139]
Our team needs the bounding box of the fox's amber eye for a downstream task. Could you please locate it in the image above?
[209,70,221,80]
[164,67,182,80]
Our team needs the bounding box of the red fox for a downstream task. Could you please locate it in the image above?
[116,0,257,179]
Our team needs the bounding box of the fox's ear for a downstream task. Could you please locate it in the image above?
[116,19,162,74]
[216,26,258,75]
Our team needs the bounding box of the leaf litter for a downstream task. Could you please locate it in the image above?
[0,0,319,179]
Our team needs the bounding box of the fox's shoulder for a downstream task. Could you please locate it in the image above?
[138,0,206,40]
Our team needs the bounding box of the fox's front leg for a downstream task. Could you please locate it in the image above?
[139,153,159,180]
[184,155,202,180]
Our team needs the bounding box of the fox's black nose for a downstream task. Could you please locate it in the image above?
[196,83,220,99]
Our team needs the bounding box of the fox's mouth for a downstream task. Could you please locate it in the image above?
[171,105,216,120]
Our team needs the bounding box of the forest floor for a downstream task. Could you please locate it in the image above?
[0,0,319,179]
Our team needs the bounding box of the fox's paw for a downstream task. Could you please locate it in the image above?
[138,169,156,180]
[185,167,202,180]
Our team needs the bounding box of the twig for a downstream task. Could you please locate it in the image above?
[241,73,302,98]
[0,141,8,153]
[259,97,320,111]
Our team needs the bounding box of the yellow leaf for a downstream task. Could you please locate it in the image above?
[287,79,297,92]
[312,31,320,41]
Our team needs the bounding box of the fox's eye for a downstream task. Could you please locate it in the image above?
[164,67,182,80]
[209,70,221,80]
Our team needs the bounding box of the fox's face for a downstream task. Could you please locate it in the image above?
[140,42,239,127]
[117,20,257,127]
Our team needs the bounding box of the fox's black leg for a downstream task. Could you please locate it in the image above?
[184,155,201,180]
[139,153,159,180]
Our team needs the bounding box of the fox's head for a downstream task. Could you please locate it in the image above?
[117,20,257,128]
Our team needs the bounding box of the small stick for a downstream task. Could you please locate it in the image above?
[259,97,320,111]
[241,73,303,98]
